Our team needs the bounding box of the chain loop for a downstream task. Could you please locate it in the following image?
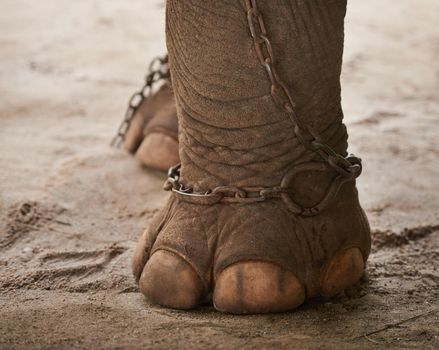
[165,163,351,216]
[165,165,288,205]
[165,168,325,206]
[111,55,170,147]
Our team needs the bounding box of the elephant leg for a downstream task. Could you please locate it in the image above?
[134,0,371,313]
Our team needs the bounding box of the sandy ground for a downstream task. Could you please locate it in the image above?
[1,0,438,349]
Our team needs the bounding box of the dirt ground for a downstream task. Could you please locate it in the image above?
[1,0,438,349]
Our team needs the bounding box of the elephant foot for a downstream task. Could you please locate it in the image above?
[138,248,364,313]
[123,83,179,171]
[134,133,179,172]
[131,0,372,314]
[133,185,370,314]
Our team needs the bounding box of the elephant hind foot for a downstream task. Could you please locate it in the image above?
[139,250,205,310]
[213,261,306,314]
[122,83,179,172]
[134,132,179,172]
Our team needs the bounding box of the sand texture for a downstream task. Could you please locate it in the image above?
[1,0,438,349]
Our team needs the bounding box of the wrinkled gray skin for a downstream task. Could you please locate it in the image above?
[172,0,347,190]
[132,0,371,313]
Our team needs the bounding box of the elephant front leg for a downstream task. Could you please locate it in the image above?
[132,0,371,314]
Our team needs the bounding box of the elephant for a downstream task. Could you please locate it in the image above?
[131,0,371,314]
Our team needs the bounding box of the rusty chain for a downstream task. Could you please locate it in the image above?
[111,54,170,147]
[164,1,363,215]
[164,164,288,205]
[244,0,362,178]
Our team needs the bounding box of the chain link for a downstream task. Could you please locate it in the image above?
[111,55,170,147]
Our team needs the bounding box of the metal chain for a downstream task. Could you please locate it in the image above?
[245,0,361,178]
[164,162,355,216]
[164,164,288,205]
[111,55,170,147]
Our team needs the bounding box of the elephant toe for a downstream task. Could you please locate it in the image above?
[140,250,205,310]
[320,247,365,298]
[213,261,305,314]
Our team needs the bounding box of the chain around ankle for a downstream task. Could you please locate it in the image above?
[164,1,362,216]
